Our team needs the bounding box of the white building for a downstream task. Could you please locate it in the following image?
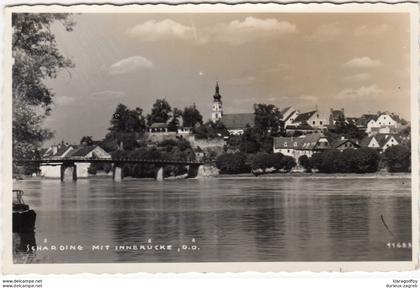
[211,82,223,123]
[360,134,401,152]
[365,113,399,135]
[289,109,328,130]
[40,144,111,178]
[280,106,300,127]
[273,133,330,162]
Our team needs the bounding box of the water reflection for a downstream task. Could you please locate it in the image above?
[13,177,412,263]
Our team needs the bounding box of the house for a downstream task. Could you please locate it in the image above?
[40,144,111,178]
[329,108,345,126]
[42,143,74,159]
[330,137,359,151]
[291,109,328,130]
[359,134,401,152]
[221,113,255,135]
[177,126,193,135]
[148,122,169,133]
[280,106,300,127]
[273,133,330,161]
[366,113,399,135]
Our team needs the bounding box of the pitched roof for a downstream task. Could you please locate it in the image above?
[292,110,317,123]
[356,114,378,126]
[359,136,375,147]
[359,134,401,148]
[279,106,291,115]
[67,145,97,157]
[150,122,168,129]
[221,113,255,129]
[330,139,359,149]
[273,133,327,150]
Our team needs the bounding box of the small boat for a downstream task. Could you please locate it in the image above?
[13,190,36,233]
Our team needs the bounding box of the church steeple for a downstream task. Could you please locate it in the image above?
[213,81,222,102]
[211,81,223,123]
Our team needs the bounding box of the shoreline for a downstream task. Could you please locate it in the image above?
[15,172,411,182]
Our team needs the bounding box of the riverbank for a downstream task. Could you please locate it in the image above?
[214,172,411,180]
[14,171,411,181]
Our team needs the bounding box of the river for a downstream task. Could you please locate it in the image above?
[13,175,412,263]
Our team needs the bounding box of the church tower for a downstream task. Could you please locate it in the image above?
[211,82,223,123]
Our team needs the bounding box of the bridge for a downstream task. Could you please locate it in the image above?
[14,158,205,182]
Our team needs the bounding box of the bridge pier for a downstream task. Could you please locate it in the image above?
[112,165,124,182]
[187,165,200,178]
[60,164,77,182]
[155,167,164,181]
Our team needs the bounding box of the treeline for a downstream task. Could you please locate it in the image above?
[215,144,411,175]
[215,152,297,175]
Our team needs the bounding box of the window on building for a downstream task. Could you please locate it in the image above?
[320,121,323,125]
[313,121,315,125]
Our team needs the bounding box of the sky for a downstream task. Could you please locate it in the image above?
[42,13,411,144]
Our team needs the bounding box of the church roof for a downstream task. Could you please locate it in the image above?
[221,113,255,129]
[293,110,317,123]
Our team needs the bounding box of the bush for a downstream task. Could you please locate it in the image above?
[281,156,296,172]
[215,152,250,174]
[298,155,312,172]
[383,145,411,172]
[309,147,380,173]
[250,152,274,171]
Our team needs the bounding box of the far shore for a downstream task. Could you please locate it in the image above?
[214,172,411,180]
[14,172,411,182]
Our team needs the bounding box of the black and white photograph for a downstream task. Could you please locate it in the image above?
[3,2,418,274]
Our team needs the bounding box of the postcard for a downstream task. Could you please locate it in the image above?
[2,2,419,274]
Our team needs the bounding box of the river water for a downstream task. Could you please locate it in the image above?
[13,176,412,263]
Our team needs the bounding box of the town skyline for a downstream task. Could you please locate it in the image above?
[43,13,410,144]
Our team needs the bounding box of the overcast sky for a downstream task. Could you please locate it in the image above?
[43,13,410,144]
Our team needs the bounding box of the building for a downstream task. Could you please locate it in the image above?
[177,126,193,135]
[40,144,111,178]
[366,112,399,135]
[211,82,223,123]
[330,137,359,151]
[280,106,300,127]
[148,122,169,133]
[221,113,255,135]
[210,82,255,135]
[359,134,401,152]
[290,109,328,130]
[329,108,345,126]
[273,133,329,161]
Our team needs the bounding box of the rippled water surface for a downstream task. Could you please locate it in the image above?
[13,176,412,263]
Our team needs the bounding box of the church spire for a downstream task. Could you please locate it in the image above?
[213,81,221,101]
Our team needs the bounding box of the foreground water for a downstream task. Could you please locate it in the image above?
[13,176,412,263]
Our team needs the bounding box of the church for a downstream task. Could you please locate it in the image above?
[211,82,255,135]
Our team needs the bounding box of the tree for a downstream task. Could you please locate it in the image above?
[80,136,93,146]
[239,125,260,154]
[103,104,146,151]
[254,103,283,135]
[298,155,312,172]
[182,104,203,127]
[109,104,145,133]
[193,120,228,139]
[12,13,75,174]
[215,152,250,174]
[354,147,380,173]
[167,107,182,132]
[326,120,366,141]
[147,99,172,125]
[281,156,296,172]
[383,145,411,172]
